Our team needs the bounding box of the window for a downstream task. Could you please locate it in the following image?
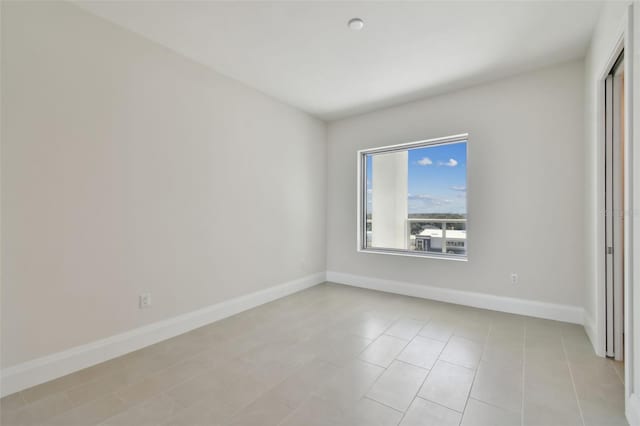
[358,134,468,260]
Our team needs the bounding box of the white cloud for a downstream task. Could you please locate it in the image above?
[417,157,432,166]
[439,158,458,167]
[408,194,443,205]
[408,194,435,200]
[450,186,466,192]
[408,193,467,214]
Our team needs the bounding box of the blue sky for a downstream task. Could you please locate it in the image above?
[366,141,467,215]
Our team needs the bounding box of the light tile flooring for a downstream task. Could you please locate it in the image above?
[1,283,627,426]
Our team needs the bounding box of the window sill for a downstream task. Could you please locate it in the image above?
[358,247,468,262]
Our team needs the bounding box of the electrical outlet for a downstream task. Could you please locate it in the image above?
[139,293,151,309]
[510,273,519,284]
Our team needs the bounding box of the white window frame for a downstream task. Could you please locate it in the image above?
[356,133,469,261]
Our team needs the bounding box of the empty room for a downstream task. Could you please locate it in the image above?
[1,1,639,425]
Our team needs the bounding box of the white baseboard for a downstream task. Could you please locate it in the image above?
[627,393,640,426]
[0,272,325,398]
[326,271,584,325]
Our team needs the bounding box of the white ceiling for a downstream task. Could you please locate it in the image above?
[75,1,602,121]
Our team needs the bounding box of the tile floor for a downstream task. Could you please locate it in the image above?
[0,283,627,426]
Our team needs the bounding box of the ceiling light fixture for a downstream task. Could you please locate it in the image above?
[348,18,364,31]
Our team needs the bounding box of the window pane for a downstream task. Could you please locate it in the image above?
[364,139,467,258]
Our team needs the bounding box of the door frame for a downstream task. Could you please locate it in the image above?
[594,3,635,422]
[604,53,625,361]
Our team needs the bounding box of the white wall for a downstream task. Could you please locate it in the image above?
[0,2,326,369]
[327,60,585,308]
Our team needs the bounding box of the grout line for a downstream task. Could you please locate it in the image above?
[275,393,313,426]
[394,331,446,425]
[468,396,521,416]
[392,358,430,371]
[382,332,412,342]
[359,361,391,399]
[362,396,404,414]
[396,397,414,424]
[397,323,464,425]
[560,335,586,426]
[434,358,476,371]
[356,323,422,426]
[610,360,625,386]
[458,318,490,421]
[358,358,390,369]
[16,391,27,406]
[360,334,420,394]
[414,395,465,414]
